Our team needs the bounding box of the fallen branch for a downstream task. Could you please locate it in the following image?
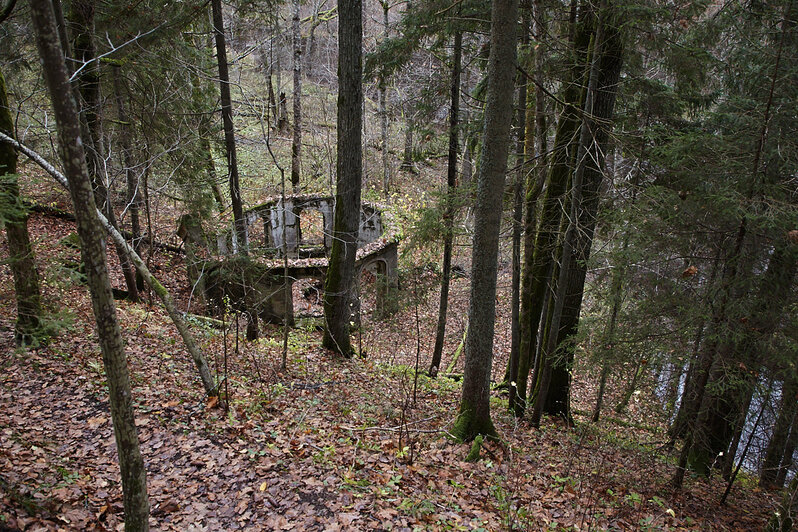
[185,313,225,329]
[0,131,216,397]
[341,425,455,438]
[340,415,454,438]
[445,323,468,374]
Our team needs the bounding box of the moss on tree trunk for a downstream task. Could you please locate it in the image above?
[452,400,497,443]
[0,69,43,346]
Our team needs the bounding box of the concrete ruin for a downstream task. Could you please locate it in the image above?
[181,194,399,329]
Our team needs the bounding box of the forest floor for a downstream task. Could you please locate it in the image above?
[0,205,781,532]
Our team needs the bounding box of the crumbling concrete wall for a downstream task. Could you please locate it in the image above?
[204,256,294,329]
[181,195,398,331]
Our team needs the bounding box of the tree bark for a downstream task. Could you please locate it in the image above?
[452,0,518,442]
[28,1,150,528]
[69,0,139,302]
[511,0,547,416]
[429,30,461,378]
[507,14,528,408]
[514,3,587,417]
[211,0,247,253]
[322,0,362,357]
[111,64,145,291]
[379,0,390,196]
[291,0,302,191]
[111,66,141,248]
[0,69,43,346]
[540,0,622,422]
[530,250,560,427]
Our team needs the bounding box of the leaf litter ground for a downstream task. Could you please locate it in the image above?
[0,208,780,531]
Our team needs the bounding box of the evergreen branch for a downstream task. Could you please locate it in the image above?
[0,0,16,24]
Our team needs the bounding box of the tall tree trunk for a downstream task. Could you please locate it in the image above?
[0,69,43,346]
[452,0,518,443]
[511,0,548,415]
[379,0,390,196]
[291,0,302,191]
[514,3,588,417]
[541,1,623,421]
[429,30,461,378]
[111,66,140,253]
[322,0,362,357]
[762,376,798,488]
[211,0,247,253]
[530,240,562,427]
[69,0,139,302]
[507,13,529,407]
[111,64,145,292]
[28,1,150,528]
[669,246,722,441]
[51,0,70,57]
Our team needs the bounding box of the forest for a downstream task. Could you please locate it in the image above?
[0,0,796,529]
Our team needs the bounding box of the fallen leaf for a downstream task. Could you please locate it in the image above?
[87,416,106,429]
[681,265,698,278]
[155,500,179,515]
